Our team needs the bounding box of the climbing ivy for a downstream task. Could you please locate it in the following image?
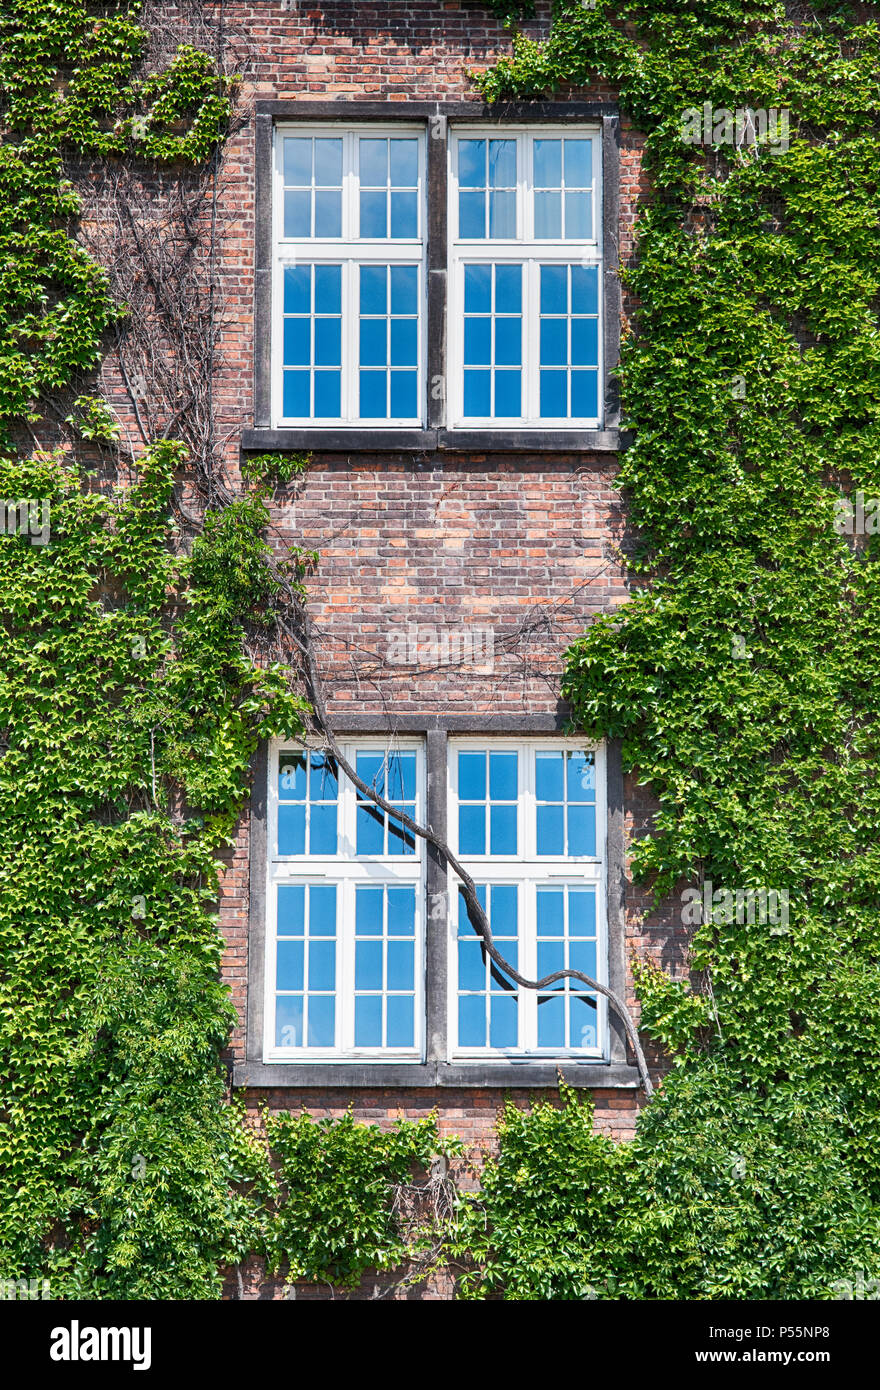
[446,0,880,1297]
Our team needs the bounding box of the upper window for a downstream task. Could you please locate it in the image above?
[270,120,603,432]
[273,125,426,426]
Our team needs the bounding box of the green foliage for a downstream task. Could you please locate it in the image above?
[240,451,310,486]
[449,0,880,1297]
[264,1109,459,1287]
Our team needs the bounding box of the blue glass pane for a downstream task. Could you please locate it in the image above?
[360,318,386,366]
[357,802,385,854]
[464,264,491,313]
[567,755,593,807]
[279,751,307,799]
[489,948,517,990]
[309,754,338,800]
[459,751,486,800]
[571,994,598,1049]
[315,317,341,366]
[276,995,303,1048]
[490,884,518,934]
[458,139,485,188]
[315,138,343,186]
[572,317,598,367]
[387,995,414,1048]
[494,370,521,417]
[564,138,591,186]
[540,370,567,419]
[277,884,305,936]
[536,887,564,936]
[459,995,486,1048]
[390,191,418,238]
[488,139,516,187]
[540,318,568,367]
[537,802,565,854]
[391,139,419,186]
[283,371,309,418]
[389,752,417,800]
[387,811,416,856]
[388,886,415,936]
[360,264,387,314]
[308,939,335,991]
[309,803,337,855]
[490,803,517,855]
[356,886,384,936]
[490,994,518,1047]
[537,993,565,1048]
[390,265,418,314]
[390,371,417,419]
[567,803,596,856]
[534,190,561,239]
[360,137,387,186]
[571,265,599,315]
[489,751,518,801]
[536,751,564,801]
[360,371,387,418]
[565,190,590,240]
[494,264,522,313]
[540,264,568,314]
[283,317,310,367]
[570,938,597,982]
[314,265,341,314]
[355,995,382,1047]
[284,265,311,314]
[464,317,491,365]
[307,995,334,1047]
[309,885,337,936]
[390,318,417,365]
[314,370,340,418]
[489,190,515,238]
[357,751,385,793]
[459,190,485,238]
[538,939,565,986]
[278,803,306,855]
[458,939,485,991]
[262,938,299,1005]
[464,370,491,417]
[534,139,562,187]
[284,189,311,238]
[569,888,596,937]
[387,941,414,991]
[355,940,382,991]
[360,190,386,237]
[459,804,486,855]
[571,370,599,419]
[283,137,312,186]
[314,190,341,238]
[494,320,521,367]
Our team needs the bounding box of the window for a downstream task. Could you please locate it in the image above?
[448,128,602,429]
[263,736,608,1065]
[267,741,425,1059]
[267,118,605,434]
[272,125,426,425]
[449,740,606,1057]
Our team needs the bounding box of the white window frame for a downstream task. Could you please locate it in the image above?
[447,737,608,1060]
[271,123,427,428]
[265,736,426,1062]
[447,124,603,431]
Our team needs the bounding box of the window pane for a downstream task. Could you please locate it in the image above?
[283,317,310,367]
[360,264,387,314]
[564,138,591,186]
[538,939,565,985]
[540,370,567,418]
[459,750,486,800]
[390,371,417,418]
[464,264,491,312]
[309,804,338,855]
[459,803,486,855]
[464,317,491,365]
[309,753,338,800]
[534,138,562,187]
[540,317,568,366]
[277,885,305,935]
[536,751,564,801]
[570,938,597,981]
[316,137,343,186]
[283,371,309,418]
[308,939,335,991]
[490,994,518,1047]
[390,317,417,365]
[390,191,418,238]
[387,886,415,935]
[494,264,522,313]
[314,189,341,238]
[355,940,382,990]
[387,941,414,991]
[458,938,485,991]
[565,189,590,239]
[387,995,414,1048]
[540,264,568,314]
[356,886,384,935]
[315,317,341,365]
[355,995,382,1046]
[360,371,386,418]
[283,265,310,313]
[390,265,418,314]
[534,190,561,239]
[314,370,340,417]
[284,189,311,238]
[494,320,521,366]
[360,318,386,366]
[572,370,599,418]
[389,752,417,801]
[360,190,387,237]
[360,137,387,185]
[459,190,485,238]
[489,751,517,800]
[314,265,341,313]
[278,803,306,855]
[276,995,303,1048]
[537,993,565,1048]
[283,137,312,186]
[357,801,386,853]
[537,802,565,854]
[488,139,516,187]
[569,887,596,936]
[489,190,515,238]
[390,138,419,185]
[387,811,416,855]
[464,370,490,416]
[309,885,337,935]
[567,803,596,856]
[276,940,304,994]
[308,995,335,1047]
[571,265,599,314]
[459,995,486,1047]
[494,370,521,416]
[570,995,598,1049]
[490,803,517,855]
[571,317,599,367]
[536,887,564,936]
[458,138,485,187]
[279,751,307,799]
